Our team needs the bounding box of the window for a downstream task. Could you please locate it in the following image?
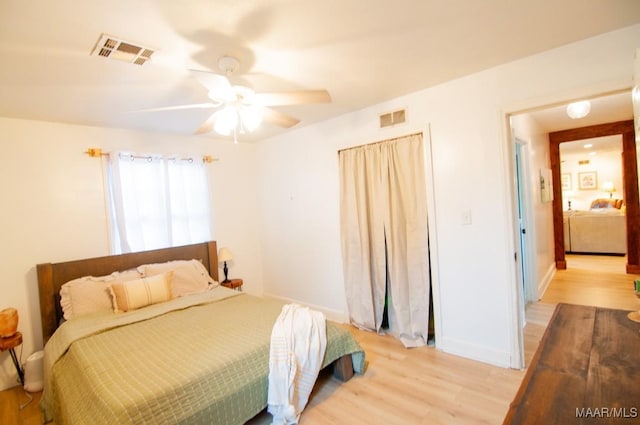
[107,152,212,254]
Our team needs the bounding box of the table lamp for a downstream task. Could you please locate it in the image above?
[563,190,574,211]
[218,247,233,283]
[602,181,616,199]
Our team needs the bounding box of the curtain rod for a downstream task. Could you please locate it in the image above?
[337,131,423,154]
[85,148,218,163]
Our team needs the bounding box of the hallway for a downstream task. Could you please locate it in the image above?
[540,254,640,311]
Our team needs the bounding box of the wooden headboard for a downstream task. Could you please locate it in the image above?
[36,241,218,343]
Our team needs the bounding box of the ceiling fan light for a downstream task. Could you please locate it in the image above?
[214,106,238,135]
[566,100,591,119]
[213,120,232,136]
[240,106,263,132]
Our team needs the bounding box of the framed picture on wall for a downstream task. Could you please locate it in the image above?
[540,168,553,202]
[561,173,571,190]
[578,171,598,190]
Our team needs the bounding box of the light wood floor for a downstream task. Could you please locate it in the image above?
[3,254,639,425]
[541,254,640,311]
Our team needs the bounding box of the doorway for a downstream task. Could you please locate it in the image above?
[550,120,639,274]
[508,91,636,369]
[559,136,625,258]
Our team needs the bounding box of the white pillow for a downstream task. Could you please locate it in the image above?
[60,269,142,320]
[137,259,216,297]
[109,272,174,313]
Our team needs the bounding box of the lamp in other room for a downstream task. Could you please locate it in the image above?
[563,190,574,211]
[602,181,616,198]
[0,307,19,338]
[218,247,233,283]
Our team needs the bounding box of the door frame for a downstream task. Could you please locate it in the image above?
[514,137,538,303]
[505,87,635,371]
[550,120,639,273]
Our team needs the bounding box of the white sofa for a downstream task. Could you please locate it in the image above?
[564,209,626,254]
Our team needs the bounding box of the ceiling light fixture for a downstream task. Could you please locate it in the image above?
[213,103,263,142]
[566,100,591,119]
[209,57,264,143]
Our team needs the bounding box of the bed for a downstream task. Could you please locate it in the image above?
[563,199,627,255]
[36,241,365,425]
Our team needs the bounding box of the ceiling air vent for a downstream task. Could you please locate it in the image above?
[379,109,406,128]
[91,34,155,66]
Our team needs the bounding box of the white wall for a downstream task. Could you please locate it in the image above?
[258,24,640,367]
[0,118,262,390]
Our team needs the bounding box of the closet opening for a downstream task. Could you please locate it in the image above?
[338,132,434,348]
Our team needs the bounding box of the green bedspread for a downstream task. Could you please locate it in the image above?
[41,288,365,425]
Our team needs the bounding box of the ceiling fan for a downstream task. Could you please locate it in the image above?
[143,55,331,140]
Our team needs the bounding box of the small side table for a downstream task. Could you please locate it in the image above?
[0,332,24,385]
[221,278,243,291]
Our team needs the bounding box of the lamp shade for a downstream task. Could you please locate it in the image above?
[218,247,233,262]
[0,308,19,338]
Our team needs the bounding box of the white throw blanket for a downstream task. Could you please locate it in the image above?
[267,304,327,425]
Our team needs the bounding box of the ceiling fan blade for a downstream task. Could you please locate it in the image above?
[189,69,235,101]
[254,90,331,106]
[135,102,220,112]
[260,107,300,128]
[194,112,218,135]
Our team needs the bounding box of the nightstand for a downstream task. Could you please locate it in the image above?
[0,331,24,385]
[221,278,243,291]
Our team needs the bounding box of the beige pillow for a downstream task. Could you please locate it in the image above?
[109,272,174,313]
[137,259,215,297]
[60,269,142,320]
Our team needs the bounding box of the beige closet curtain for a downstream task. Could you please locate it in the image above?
[339,133,430,347]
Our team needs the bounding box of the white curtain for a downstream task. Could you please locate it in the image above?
[107,152,212,254]
[339,133,430,347]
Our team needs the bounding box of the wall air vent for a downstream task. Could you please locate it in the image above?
[91,34,155,66]
[379,109,407,128]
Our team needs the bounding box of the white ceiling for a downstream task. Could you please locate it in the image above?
[522,90,634,155]
[1,0,639,142]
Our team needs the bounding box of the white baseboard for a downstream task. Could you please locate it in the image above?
[537,262,557,299]
[438,337,511,368]
[263,294,514,368]
[262,293,350,323]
